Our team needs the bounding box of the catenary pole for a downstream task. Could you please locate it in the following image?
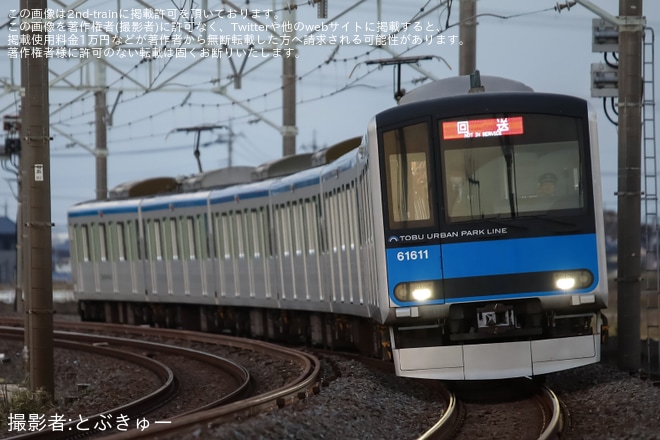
[95,59,108,200]
[616,0,644,373]
[282,1,297,156]
[459,0,477,75]
[20,0,55,397]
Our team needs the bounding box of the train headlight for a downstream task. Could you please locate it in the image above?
[394,281,441,303]
[554,270,594,291]
[412,287,432,301]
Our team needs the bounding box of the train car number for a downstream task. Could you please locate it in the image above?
[396,249,429,261]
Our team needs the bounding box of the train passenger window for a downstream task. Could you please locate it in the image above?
[250,210,261,258]
[154,220,163,261]
[132,220,141,260]
[213,214,222,259]
[186,217,196,260]
[281,204,292,257]
[80,225,90,262]
[243,210,254,260]
[145,220,155,261]
[117,223,126,261]
[197,215,209,260]
[220,213,231,259]
[305,198,319,256]
[348,183,358,251]
[292,201,303,256]
[98,223,108,262]
[382,122,434,229]
[440,114,586,222]
[169,218,179,260]
[257,208,267,258]
[124,222,133,261]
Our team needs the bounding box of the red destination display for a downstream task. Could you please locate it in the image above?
[442,116,524,140]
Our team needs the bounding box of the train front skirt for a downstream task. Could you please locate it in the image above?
[389,317,601,380]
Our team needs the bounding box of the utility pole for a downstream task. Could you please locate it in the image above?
[459,0,477,75]
[95,59,108,200]
[616,0,644,373]
[20,0,55,397]
[574,0,645,374]
[281,2,297,156]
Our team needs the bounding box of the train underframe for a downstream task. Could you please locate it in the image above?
[78,300,392,361]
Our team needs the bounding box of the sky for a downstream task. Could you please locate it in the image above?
[0,0,659,233]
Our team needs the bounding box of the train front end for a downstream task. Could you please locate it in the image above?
[371,90,607,380]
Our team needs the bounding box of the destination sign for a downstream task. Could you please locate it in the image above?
[442,116,524,140]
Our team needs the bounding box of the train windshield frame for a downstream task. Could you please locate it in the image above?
[380,110,591,231]
[439,113,587,223]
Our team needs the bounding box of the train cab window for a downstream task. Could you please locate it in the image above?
[439,114,587,222]
[382,122,435,229]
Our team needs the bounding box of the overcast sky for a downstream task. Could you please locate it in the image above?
[0,0,658,231]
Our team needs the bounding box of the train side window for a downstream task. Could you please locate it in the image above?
[260,207,272,258]
[154,220,163,261]
[132,220,142,260]
[98,223,107,262]
[292,201,302,257]
[220,213,231,259]
[330,191,340,253]
[348,182,358,251]
[169,218,179,260]
[116,222,125,261]
[382,122,434,229]
[177,216,187,260]
[281,204,292,257]
[339,188,348,252]
[124,222,132,261]
[80,225,90,262]
[305,198,318,256]
[107,222,117,262]
[213,213,223,259]
[186,216,196,260]
[235,211,245,259]
[145,220,155,262]
[197,214,209,260]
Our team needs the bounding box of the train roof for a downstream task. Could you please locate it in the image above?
[398,74,534,105]
[311,136,362,167]
[180,166,255,191]
[108,176,179,199]
[251,153,314,182]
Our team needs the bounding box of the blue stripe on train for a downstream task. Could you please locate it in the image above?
[386,233,598,305]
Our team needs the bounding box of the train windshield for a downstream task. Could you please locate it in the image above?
[382,121,435,228]
[439,114,587,223]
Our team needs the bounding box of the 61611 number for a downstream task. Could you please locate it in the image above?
[396,249,429,261]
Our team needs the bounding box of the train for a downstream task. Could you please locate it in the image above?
[67,74,608,380]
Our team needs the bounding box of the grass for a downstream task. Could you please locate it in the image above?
[0,383,53,430]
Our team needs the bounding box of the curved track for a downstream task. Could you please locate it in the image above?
[0,319,321,440]
[433,378,563,440]
[1,327,181,440]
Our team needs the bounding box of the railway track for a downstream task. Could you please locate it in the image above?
[0,319,321,440]
[438,378,564,440]
[0,326,252,439]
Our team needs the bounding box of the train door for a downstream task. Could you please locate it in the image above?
[380,120,446,307]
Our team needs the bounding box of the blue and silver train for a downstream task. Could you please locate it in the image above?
[68,75,608,380]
